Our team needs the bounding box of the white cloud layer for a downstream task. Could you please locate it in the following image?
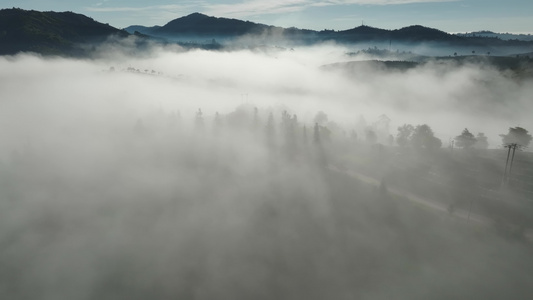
[1,41,533,300]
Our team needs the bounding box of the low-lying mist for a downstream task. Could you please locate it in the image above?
[1,45,533,299]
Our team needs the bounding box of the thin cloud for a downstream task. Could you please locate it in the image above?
[204,0,458,18]
[330,0,458,5]
[84,0,459,21]
[85,6,150,12]
[205,0,309,18]
[84,4,187,13]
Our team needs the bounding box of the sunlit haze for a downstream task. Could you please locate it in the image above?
[2,4,533,300]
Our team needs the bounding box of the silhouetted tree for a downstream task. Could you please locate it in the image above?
[312,122,328,167]
[195,108,204,131]
[396,124,414,147]
[281,110,290,128]
[226,105,251,129]
[314,111,328,125]
[265,112,275,148]
[212,111,222,134]
[455,128,477,149]
[313,122,321,145]
[500,127,532,148]
[474,132,489,149]
[411,124,442,150]
[291,114,298,130]
[365,128,377,144]
[284,113,298,157]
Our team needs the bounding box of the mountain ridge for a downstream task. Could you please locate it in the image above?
[124,12,491,46]
[1,8,532,57]
[0,8,128,55]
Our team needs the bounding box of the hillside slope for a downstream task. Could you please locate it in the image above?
[0,8,128,55]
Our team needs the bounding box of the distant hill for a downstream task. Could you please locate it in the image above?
[126,13,270,37]
[323,55,533,80]
[125,13,321,44]
[124,25,161,35]
[2,9,533,57]
[130,12,528,48]
[391,25,461,42]
[127,13,533,55]
[457,31,533,42]
[329,25,389,42]
[324,24,463,44]
[129,13,463,43]
[156,12,276,36]
[0,8,128,56]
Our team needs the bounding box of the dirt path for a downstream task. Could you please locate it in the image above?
[329,165,532,240]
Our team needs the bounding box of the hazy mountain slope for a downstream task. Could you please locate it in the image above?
[2,9,532,56]
[143,13,515,47]
[0,8,128,55]
[334,25,391,41]
[391,25,462,42]
[323,55,533,80]
[458,31,533,41]
[154,12,276,36]
[148,13,459,43]
[123,25,161,35]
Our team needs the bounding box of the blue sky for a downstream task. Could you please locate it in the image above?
[5,0,533,33]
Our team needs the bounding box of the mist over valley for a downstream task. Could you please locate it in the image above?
[1,8,533,300]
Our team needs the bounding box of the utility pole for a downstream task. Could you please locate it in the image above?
[502,144,511,186]
[501,143,518,187]
[507,143,518,185]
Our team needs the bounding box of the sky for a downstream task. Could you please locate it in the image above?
[3,0,532,33]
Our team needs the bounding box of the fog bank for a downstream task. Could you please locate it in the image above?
[1,47,533,299]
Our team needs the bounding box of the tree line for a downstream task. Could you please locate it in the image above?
[134,105,533,153]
